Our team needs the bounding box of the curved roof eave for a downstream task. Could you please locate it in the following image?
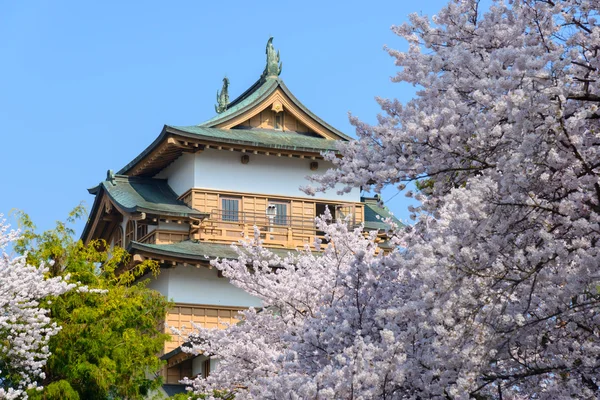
[166,125,340,153]
[80,185,105,242]
[118,126,169,175]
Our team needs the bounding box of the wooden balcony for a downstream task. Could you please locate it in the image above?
[197,209,336,248]
[138,229,189,245]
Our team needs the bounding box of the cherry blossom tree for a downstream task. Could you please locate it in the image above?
[0,218,74,399]
[178,217,402,399]
[182,0,600,398]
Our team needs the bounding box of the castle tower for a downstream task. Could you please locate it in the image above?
[81,38,397,394]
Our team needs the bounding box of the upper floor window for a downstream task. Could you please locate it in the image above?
[222,197,240,222]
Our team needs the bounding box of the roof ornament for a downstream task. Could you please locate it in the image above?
[106,169,117,186]
[262,37,282,80]
[215,77,230,114]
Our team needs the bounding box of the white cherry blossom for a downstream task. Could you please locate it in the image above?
[0,218,75,399]
[183,1,600,398]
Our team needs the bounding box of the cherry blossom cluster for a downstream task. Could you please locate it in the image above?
[182,0,600,398]
[180,216,401,398]
[0,218,75,399]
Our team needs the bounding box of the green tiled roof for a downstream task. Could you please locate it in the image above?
[118,77,353,176]
[169,125,341,152]
[89,175,206,218]
[362,197,403,231]
[201,78,278,127]
[130,240,305,261]
[199,77,352,141]
[118,125,342,175]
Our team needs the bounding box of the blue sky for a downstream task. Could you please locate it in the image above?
[0,0,451,237]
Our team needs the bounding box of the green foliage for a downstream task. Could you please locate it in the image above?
[28,380,80,400]
[414,178,434,193]
[168,393,203,400]
[14,206,171,400]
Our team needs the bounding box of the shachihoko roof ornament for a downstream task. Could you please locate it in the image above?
[215,77,230,114]
[261,37,282,80]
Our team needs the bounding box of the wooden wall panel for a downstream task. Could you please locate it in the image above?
[242,196,256,214]
[165,359,193,384]
[283,111,295,132]
[290,200,314,219]
[250,114,261,128]
[181,192,193,208]
[164,304,245,353]
[297,120,309,133]
[156,231,189,244]
[243,196,266,214]
[232,110,315,133]
[259,110,273,129]
[192,192,219,213]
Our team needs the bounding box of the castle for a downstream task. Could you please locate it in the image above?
[81,38,396,395]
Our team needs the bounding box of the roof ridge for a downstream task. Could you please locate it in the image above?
[199,78,278,127]
[226,77,266,109]
[112,174,168,183]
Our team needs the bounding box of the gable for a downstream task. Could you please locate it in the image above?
[82,190,124,245]
[202,77,352,142]
[232,108,317,135]
[213,87,339,140]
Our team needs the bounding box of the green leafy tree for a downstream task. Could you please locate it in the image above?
[13,206,170,400]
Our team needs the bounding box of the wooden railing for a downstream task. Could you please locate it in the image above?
[198,209,328,248]
[138,229,189,245]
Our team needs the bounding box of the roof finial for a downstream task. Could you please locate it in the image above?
[106,169,116,186]
[215,76,230,114]
[262,37,282,80]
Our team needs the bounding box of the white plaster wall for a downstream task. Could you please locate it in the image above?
[120,217,129,236]
[154,152,195,196]
[147,269,170,298]
[191,355,219,377]
[157,221,189,232]
[192,355,205,377]
[148,266,262,308]
[193,149,360,201]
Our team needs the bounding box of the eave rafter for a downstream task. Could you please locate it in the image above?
[129,251,213,270]
[130,136,205,177]
[165,351,194,369]
[86,194,124,245]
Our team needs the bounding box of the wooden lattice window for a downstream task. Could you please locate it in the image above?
[125,220,135,247]
[112,226,123,248]
[136,222,148,241]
